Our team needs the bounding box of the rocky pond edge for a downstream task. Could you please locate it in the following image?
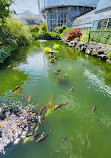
[60,40,111,64]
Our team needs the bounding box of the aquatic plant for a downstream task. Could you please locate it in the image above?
[53,44,60,50]
[43,47,51,53]
[56,72,68,83]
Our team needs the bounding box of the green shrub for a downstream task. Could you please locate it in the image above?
[2,17,33,46]
[106,51,111,60]
[80,31,89,43]
[32,31,39,39]
[60,27,72,40]
[54,25,67,34]
[31,25,39,32]
[39,23,48,38]
[0,46,12,63]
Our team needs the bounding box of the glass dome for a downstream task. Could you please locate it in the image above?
[39,0,99,10]
[96,0,111,11]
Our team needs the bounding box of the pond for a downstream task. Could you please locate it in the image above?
[0,40,111,158]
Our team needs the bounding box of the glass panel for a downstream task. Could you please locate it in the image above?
[108,18,111,28]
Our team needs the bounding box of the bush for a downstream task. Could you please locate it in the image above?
[54,25,67,34]
[31,25,39,32]
[106,51,111,60]
[65,28,82,41]
[60,27,72,40]
[39,23,48,38]
[2,17,33,46]
[0,46,12,63]
[80,31,89,43]
[32,31,39,39]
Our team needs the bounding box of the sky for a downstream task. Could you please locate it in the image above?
[11,0,39,14]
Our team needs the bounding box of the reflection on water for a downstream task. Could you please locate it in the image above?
[0,40,111,158]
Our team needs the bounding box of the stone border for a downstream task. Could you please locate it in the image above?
[60,40,111,64]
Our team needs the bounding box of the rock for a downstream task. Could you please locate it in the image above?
[91,51,98,56]
[80,46,86,52]
[98,54,107,61]
[106,59,111,64]
[86,48,93,55]
[97,49,105,55]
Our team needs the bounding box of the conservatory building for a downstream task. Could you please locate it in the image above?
[38,0,99,31]
[72,0,111,30]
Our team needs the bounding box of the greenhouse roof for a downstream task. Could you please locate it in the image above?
[96,0,111,11]
[39,0,99,10]
[72,10,95,28]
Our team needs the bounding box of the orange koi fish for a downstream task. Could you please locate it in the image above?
[0,122,7,127]
[52,103,68,110]
[40,105,47,112]
[22,94,24,100]
[35,102,42,107]
[26,108,30,112]
[27,77,30,80]
[7,64,12,68]
[47,96,53,107]
[69,87,74,92]
[13,90,20,94]
[13,124,17,131]
[28,94,31,103]
[32,84,37,86]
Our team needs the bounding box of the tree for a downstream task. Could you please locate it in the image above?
[0,0,14,43]
[0,0,14,24]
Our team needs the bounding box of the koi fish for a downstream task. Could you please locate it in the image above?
[0,122,7,127]
[7,64,12,68]
[13,90,20,94]
[28,94,31,103]
[38,116,41,124]
[32,84,37,86]
[40,105,47,112]
[92,105,96,112]
[69,87,74,92]
[12,86,20,92]
[22,94,24,100]
[20,88,24,91]
[47,96,53,107]
[42,110,47,120]
[52,103,68,110]
[26,108,30,112]
[13,124,17,131]
[35,102,42,107]
[36,129,51,143]
[33,132,40,138]
[27,77,30,80]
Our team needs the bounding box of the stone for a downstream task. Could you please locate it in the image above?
[80,46,86,52]
[97,49,105,55]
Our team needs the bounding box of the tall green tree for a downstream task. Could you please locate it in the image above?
[0,0,14,43]
[0,0,14,23]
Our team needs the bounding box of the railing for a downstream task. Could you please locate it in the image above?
[88,31,111,44]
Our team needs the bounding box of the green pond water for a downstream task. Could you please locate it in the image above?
[0,40,111,158]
